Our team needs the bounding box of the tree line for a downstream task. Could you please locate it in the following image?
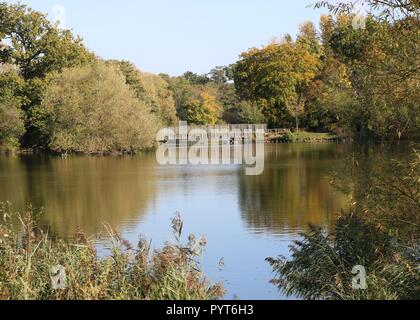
[0,1,419,154]
[0,3,177,154]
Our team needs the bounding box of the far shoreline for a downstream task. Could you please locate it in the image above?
[1,133,418,158]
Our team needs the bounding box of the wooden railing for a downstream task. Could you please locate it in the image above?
[266,129,292,135]
[159,124,268,143]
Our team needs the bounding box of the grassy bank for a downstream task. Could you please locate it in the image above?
[0,205,224,300]
[266,131,341,143]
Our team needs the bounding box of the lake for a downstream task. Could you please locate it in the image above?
[0,143,410,299]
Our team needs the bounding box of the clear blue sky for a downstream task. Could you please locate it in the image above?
[6,0,327,75]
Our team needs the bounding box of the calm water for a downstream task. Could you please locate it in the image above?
[1,143,398,299]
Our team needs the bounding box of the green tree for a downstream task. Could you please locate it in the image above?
[314,1,420,138]
[108,60,178,126]
[182,71,210,85]
[207,66,232,85]
[234,40,321,129]
[0,3,96,149]
[36,63,158,154]
[0,3,94,80]
[166,76,196,121]
[297,21,323,57]
[0,67,25,150]
[185,91,221,125]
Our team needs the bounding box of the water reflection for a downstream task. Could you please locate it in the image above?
[0,145,352,238]
[239,144,349,235]
[0,154,158,237]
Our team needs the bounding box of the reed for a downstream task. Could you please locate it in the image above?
[0,206,224,300]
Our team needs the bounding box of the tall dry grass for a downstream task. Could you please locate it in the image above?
[0,205,224,300]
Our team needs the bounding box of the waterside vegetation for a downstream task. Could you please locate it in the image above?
[0,208,224,300]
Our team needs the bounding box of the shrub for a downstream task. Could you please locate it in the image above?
[267,213,419,300]
[279,132,294,143]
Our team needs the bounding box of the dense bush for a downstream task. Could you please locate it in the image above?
[35,63,159,154]
[267,213,419,300]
